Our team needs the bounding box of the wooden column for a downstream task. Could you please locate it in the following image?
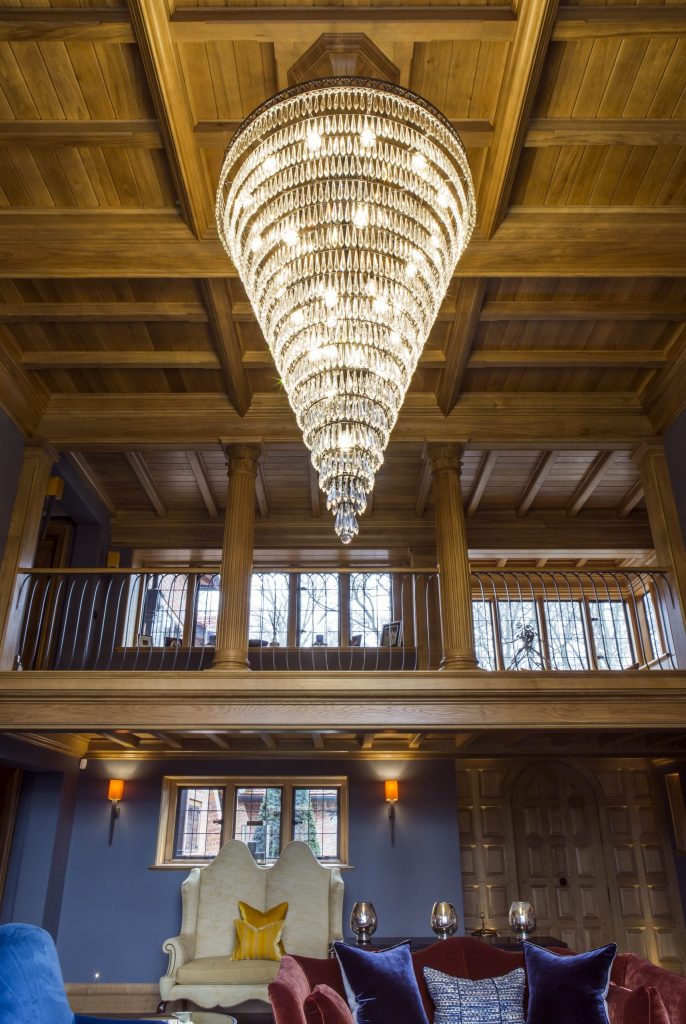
[212,444,262,671]
[0,441,57,671]
[428,443,478,670]
[633,440,686,665]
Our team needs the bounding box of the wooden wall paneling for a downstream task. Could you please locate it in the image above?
[593,763,686,971]
[457,763,520,936]
[511,761,614,951]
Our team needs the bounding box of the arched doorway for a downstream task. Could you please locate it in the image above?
[511,761,614,950]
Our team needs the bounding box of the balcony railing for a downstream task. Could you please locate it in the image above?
[470,569,677,671]
[9,566,679,672]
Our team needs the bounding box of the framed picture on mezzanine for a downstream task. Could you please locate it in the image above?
[379,621,401,647]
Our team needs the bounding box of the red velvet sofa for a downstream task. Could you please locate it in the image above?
[268,937,686,1024]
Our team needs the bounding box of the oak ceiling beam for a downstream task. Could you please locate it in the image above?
[526,118,686,148]
[477,0,560,238]
[466,451,498,516]
[200,280,252,417]
[553,5,686,40]
[100,731,140,750]
[202,732,230,749]
[186,452,218,519]
[171,7,518,43]
[517,451,557,517]
[36,392,654,447]
[109,508,653,559]
[151,730,185,750]
[6,672,685,731]
[65,453,117,517]
[0,8,134,42]
[20,351,221,371]
[480,301,686,323]
[0,121,163,148]
[260,732,277,750]
[3,210,686,277]
[468,349,670,370]
[437,279,486,415]
[617,481,645,519]
[567,451,620,517]
[0,303,209,324]
[312,732,325,750]
[128,0,208,238]
[125,452,167,518]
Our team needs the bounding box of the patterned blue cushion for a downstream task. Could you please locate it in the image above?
[423,965,526,1024]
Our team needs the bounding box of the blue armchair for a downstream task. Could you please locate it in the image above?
[0,923,156,1024]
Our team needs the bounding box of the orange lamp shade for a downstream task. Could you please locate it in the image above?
[108,779,124,802]
[384,779,399,804]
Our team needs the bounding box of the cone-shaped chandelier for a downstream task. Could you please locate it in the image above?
[217,78,475,543]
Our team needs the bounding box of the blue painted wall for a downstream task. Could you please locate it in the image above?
[51,757,461,983]
[0,406,25,562]
[665,408,686,544]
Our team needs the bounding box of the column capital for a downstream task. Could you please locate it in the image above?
[426,442,465,476]
[223,443,263,477]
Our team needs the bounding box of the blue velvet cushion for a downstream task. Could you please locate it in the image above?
[0,923,152,1024]
[334,941,429,1024]
[423,965,526,1024]
[524,940,617,1024]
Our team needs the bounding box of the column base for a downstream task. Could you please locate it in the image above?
[440,652,480,671]
[209,651,251,671]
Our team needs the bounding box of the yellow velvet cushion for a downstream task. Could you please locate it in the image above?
[232,918,284,961]
[238,900,288,956]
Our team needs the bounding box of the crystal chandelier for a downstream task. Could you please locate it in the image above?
[217,78,475,543]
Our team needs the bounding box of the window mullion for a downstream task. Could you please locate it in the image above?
[282,784,294,850]
[340,574,350,647]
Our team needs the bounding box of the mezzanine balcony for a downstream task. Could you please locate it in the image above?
[10,565,682,674]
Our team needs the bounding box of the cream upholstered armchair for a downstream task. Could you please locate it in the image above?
[159,839,344,1011]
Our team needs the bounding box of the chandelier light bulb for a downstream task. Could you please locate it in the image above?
[217,78,475,543]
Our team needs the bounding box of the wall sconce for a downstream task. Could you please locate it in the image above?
[108,779,124,845]
[384,779,399,819]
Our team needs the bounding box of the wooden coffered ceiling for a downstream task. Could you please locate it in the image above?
[0,0,684,537]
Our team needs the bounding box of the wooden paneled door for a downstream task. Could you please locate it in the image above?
[511,762,614,950]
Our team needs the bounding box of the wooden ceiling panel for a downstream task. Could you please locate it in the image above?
[0,41,154,119]
[139,450,209,513]
[463,364,651,393]
[475,449,541,509]
[512,143,686,206]
[261,443,310,513]
[82,451,150,509]
[533,38,685,120]
[178,41,277,122]
[410,40,509,120]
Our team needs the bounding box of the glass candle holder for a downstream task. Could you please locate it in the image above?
[431,901,459,939]
[350,901,378,945]
[509,901,536,942]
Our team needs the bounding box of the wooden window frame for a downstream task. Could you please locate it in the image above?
[155,775,349,868]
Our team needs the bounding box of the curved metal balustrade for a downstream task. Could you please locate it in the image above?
[10,566,678,672]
